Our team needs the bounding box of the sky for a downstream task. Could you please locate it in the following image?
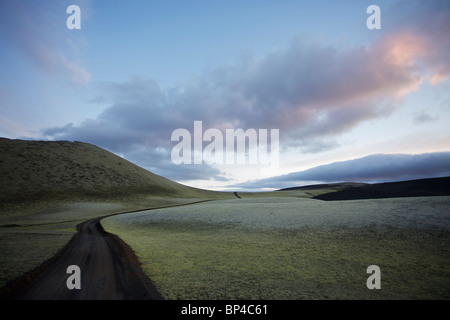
[1,0,450,191]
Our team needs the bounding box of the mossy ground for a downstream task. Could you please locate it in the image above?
[103,196,450,299]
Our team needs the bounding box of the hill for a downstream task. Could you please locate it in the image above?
[0,138,226,204]
[312,176,450,201]
[279,182,367,191]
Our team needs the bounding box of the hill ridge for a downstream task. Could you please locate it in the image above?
[311,176,450,201]
[0,138,221,203]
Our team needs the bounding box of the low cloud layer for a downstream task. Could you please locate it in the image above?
[235,152,450,190]
[40,1,450,183]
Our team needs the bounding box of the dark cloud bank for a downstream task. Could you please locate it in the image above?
[235,152,450,191]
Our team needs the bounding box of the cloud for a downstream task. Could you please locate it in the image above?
[123,145,228,182]
[235,152,450,190]
[412,111,438,125]
[391,0,450,85]
[0,116,33,139]
[0,0,90,84]
[41,0,450,182]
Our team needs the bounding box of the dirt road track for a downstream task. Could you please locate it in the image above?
[0,216,162,300]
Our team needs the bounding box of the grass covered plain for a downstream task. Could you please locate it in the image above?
[102,196,450,299]
[0,197,211,287]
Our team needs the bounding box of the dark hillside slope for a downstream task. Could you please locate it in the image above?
[313,176,450,201]
[0,138,226,203]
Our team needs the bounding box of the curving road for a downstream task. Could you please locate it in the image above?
[11,216,162,300]
[0,201,213,300]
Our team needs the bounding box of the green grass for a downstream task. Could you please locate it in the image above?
[0,226,74,287]
[0,197,212,287]
[102,196,450,299]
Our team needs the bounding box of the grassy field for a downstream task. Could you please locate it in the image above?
[2,139,449,299]
[102,196,450,299]
[0,197,213,287]
[0,138,237,287]
[0,138,316,290]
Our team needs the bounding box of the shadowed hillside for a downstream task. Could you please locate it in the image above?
[312,177,450,201]
[279,182,367,191]
[0,138,228,204]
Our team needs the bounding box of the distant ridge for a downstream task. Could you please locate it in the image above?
[0,138,223,203]
[279,182,367,191]
[311,176,450,201]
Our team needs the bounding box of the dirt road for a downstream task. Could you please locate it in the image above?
[3,216,162,300]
